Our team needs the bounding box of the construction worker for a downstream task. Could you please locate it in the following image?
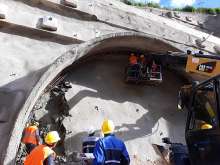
[22,121,41,154]
[139,54,147,75]
[93,119,130,165]
[129,53,137,65]
[151,60,158,72]
[128,53,141,80]
[82,126,99,153]
[139,54,145,63]
[24,131,60,165]
[151,60,159,78]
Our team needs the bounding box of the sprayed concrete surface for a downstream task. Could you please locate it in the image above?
[0,31,71,162]
[3,32,186,164]
[59,54,187,164]
[0,0,219,163]
[0,32,71,87]
[137,6,220,38]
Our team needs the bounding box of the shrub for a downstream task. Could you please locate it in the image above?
[196,7,207,13]
[215,8,220,14]
[137,2,144,7]
[207,8,216,15]
[123,0,132,5]
[173,8,182,11]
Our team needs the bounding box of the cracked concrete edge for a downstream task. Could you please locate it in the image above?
[2,31,184,165]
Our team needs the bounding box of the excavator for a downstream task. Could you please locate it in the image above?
[166,50,220,165]
[178,49,220,110]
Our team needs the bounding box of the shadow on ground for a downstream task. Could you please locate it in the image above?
[61,54,187,155]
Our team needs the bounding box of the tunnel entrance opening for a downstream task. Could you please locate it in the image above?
[17,50,188,164]
[62,53,187,164]
[6,32,191,165]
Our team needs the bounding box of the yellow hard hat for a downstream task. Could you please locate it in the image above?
[201,124,213,130]
[102,119,115,134]
[45,131,60,145]
[32,121,39,127]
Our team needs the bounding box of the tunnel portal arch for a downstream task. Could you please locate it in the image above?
[3,32,183,164]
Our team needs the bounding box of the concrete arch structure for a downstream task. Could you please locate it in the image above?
[3,31,183,164]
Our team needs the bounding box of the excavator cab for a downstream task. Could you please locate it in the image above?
[185,74,220,165]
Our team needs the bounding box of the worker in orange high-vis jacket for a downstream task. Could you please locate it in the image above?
[24,131,60,165]
[129,53,138,65]
[22,121,41,154]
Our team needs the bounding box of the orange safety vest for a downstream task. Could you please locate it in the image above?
[129,55,137,65]
[24,145,55,165]
[22,126,38,145]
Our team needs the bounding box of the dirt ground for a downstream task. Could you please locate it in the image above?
[56,54,188,165]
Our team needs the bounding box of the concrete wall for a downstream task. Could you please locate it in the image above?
[140,6,220,38]
[1,0,125,41]
[1,0,220,53]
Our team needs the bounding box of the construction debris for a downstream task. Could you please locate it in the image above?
[16,80,73,164]
[51,83,72,117]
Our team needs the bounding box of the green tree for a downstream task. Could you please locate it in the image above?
[173,8,182,11]
[137,2,144,7]
[122,0,132,5]
[207,8,216,15]
[215,8,220,14]
[147,2,160,8]
[182,5,196,12]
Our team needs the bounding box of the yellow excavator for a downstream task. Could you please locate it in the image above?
[178,49,220,110]
[185,50,220,77]
[169,50,220,165]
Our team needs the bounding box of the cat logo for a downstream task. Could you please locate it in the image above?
[186,55,220,77]
[196,62,216,73]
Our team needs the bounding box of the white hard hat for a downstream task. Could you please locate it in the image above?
[88,126,95,135]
